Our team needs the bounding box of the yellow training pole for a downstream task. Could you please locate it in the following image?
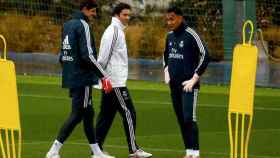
[228,113,234,158]
[228,20,258,158]
[0,130,7,158]
[234,113,238,158]
[245,116,253,158]
[0,35,7,61]
[5,129,10,158]
[11,130,16,158]
[0,35,22,158]
[18,131,22,158]
[240,114,245,158]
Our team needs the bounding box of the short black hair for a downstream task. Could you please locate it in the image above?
[112,2,131,16]
[167,6,183,16]
[80,0,98,10]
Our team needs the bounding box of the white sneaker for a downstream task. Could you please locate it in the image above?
[184,156,199,158]
[129,149,152,158]
[46,152,60,158]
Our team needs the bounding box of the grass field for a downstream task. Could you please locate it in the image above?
[16,75,280,158]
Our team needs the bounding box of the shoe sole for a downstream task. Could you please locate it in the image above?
[129,156,152,158]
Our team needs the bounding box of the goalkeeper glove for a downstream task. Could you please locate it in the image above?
[101,77,113,93]
[182,73,199,92]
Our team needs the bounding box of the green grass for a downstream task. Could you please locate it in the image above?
[15,75,280,158]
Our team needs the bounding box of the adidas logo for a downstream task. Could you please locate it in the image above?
[63,35,71,50]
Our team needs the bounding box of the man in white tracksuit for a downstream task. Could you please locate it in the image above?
[95,2,152,158]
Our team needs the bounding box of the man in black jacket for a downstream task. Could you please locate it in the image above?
[46,1,114,158]
[163,6,209,158]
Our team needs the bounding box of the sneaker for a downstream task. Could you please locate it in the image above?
[46,152,60,158]
[183,156,199,158]
[129,149,152,158]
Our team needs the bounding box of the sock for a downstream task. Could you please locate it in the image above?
[186,149,194,156]
[49,140,63,154]
[90,143,103,155]
[193,150,200,157]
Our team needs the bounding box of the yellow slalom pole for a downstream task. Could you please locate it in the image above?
[0,35,7,157]
[242,20,254,45]
[0,35,7,60]
[240,114,245,158]
[5,129,10,158]
[18,130,22,158]
[0,129,7,158]
[11,130,16,158]
[234,113,239,158]
[228,20,257,158]
[245,115,253,158]
[228,113,234,158]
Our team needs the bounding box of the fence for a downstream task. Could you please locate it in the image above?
[0,0,279,87]
[6,52,280,88]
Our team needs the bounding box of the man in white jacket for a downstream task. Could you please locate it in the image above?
[96,2,152,158]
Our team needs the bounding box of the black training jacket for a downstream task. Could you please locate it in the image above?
[163,22,209,88]
[59,11,106,88]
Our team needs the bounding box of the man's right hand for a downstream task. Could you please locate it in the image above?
[164,66,170,84]
[101,77,113,93]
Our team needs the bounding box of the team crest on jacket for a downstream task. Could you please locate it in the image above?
[179,41,184,48]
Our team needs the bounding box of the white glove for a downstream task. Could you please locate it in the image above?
[182,73,199,92]
[164,66,170,84]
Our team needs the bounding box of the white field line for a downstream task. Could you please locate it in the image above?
[52,128,280,141]
[19,94,280,111]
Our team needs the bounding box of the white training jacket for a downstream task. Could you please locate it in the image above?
[98,17,128,88]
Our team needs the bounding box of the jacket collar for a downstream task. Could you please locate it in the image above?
[72,11,89,22]
[173,21,187,36]
[111,17,126,30]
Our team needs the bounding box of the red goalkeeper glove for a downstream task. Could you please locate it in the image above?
[101,77,112,93]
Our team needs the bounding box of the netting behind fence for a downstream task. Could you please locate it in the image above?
[0,0,79,24]
[0,0,280,85]
[170,0,224,60]
[0,0,226,60]
[1,0,279,57]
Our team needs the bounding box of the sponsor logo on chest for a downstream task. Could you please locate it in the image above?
[168,41,184,60]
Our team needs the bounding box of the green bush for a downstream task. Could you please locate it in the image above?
[126,17,166,59]
[0,15,61,53]
[0,14,225,60]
